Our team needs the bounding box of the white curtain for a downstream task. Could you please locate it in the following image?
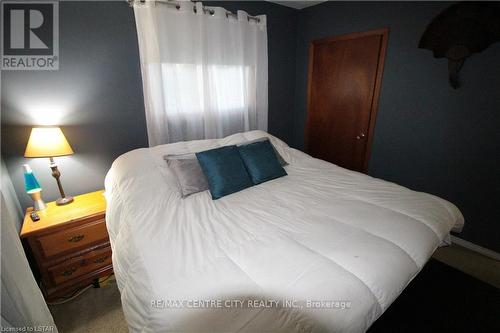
[1,159,57,331]
[134,1,268,145]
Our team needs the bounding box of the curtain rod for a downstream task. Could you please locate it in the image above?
[127,0,261,23]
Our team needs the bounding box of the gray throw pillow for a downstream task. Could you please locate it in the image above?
[164,154,209,198]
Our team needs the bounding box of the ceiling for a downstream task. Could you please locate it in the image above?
[268,1,328,10]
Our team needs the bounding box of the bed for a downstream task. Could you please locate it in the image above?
[104,130,464,333]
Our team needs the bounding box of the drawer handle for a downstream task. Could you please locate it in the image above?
[93,256,108,264]
[68,234,85,243]
[61,267,77,276]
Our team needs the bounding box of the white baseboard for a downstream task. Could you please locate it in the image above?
[450,235,500,261]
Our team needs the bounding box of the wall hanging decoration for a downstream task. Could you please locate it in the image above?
[418,2,500,89]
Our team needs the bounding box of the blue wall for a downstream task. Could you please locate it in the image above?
[293,2,500,252]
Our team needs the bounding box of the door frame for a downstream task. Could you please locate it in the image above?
[305,27,389,173]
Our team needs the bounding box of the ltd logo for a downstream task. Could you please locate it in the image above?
[1,1,59,70]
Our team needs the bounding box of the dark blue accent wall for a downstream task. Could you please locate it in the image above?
[293,1,500,252]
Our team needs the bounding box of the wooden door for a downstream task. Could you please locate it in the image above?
[305,28,388,172]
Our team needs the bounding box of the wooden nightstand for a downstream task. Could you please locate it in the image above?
[20,190,112,301]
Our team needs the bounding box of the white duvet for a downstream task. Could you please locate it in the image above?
[105,130,464,333]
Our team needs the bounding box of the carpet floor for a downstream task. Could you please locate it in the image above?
[48,279,128,333]
[368,259,500,332]
[49,259,499,333]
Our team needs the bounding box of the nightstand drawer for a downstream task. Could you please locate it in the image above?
[48,246,112,285]
[36,216,108,258]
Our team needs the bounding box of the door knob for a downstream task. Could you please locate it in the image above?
[356,133,366,140]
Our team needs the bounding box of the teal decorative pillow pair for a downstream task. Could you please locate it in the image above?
[196,140,287,200]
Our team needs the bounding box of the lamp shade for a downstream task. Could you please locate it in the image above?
[24,127,74,158]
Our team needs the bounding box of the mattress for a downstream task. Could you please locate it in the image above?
[104,130,464,333]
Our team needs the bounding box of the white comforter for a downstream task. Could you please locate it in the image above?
[105,131,464,333]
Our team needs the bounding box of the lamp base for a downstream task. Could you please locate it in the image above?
[56,196,74,206]
[28,190,46,211]
[33,199,47,211]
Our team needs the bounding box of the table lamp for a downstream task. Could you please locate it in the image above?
[24,127,75,206]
